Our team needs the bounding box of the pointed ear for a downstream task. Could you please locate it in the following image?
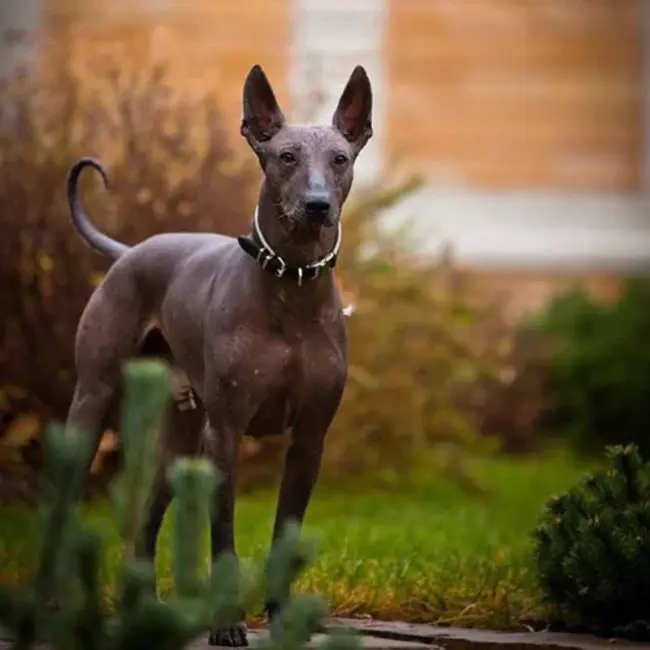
[241,65,285,146]
[332,66,373,151]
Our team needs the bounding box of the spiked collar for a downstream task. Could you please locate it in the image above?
[237,206,341,287]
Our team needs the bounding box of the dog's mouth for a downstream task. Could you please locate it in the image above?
[311,212,337,228]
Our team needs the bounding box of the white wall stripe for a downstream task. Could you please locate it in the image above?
[288,0,386,185]
[382,188,650,270]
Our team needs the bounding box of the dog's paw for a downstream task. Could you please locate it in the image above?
[265,599,282,624]
[208,622,248,647]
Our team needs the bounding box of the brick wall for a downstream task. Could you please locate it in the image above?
[41,0,291,135]
[385,0,644,191]
[41,0,644,192]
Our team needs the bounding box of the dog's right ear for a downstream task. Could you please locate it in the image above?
[241,65,285,149]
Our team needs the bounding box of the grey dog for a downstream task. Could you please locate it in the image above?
[65,63,372,646]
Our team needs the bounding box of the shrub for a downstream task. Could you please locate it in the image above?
[532,444,650,639]
[292,182,497,488]
[0,359,360,650]
[0,58,254,496]
[0,60,254,425]
[454,316,552,455]
[533,278,650,456]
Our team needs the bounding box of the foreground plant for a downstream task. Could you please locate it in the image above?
[0,359,360,650]
[532,444,650,639]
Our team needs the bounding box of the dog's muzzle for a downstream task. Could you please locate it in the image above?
[304,176,333,224]
[305,191,331,224]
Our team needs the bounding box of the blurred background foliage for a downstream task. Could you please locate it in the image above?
[530,279,650,459]
[0,55,647,503]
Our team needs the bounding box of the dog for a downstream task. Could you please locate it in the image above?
[65,63,372,646]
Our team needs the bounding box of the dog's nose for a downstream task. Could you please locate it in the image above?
[305,191,331,220]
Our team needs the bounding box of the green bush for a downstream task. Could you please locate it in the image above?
[532,444,650,639]
[0,359,360,650]
[534,278,650,456]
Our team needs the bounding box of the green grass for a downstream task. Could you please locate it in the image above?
[0,448,593,630]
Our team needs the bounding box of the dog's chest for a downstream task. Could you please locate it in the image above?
[243,329,345,438]
[243,339,301,438]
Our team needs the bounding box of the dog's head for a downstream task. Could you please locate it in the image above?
[240,65,373,229]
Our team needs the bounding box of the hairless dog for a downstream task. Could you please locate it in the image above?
[65,64,372,646]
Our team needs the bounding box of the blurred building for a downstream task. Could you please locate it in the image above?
[3,0,649,317]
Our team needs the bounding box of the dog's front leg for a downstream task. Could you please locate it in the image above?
[265,428,327,623]
[265,375,346,623]
[203,407,249,648]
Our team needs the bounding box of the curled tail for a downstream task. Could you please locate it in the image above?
[67,157,130,260]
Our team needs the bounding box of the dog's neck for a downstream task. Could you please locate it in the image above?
[253,184,339,268]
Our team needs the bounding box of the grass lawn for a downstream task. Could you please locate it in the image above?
[0,448,593,630]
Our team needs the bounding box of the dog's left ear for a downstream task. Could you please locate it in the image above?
[332,66,373,152]
[241,64,286,148]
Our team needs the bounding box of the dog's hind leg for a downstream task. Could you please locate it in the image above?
[135,403,206,592]
[41,277,145,609]
[66,277,146,481]
[136,473,173,591]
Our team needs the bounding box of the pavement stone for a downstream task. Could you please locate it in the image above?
[0,626,434,650]
[4,618,649,650]
[329,619,650,650]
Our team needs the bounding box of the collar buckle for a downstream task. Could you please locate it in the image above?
[274,257,287,279]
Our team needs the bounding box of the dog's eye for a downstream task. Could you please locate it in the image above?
[279,151,296,165]
[333,154,349,166]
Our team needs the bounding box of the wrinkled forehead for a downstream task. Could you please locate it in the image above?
[269,124,350,154]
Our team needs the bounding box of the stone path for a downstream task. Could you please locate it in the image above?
[331,619,650,650]
[2,619,650,650]
[0,628,431,650]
